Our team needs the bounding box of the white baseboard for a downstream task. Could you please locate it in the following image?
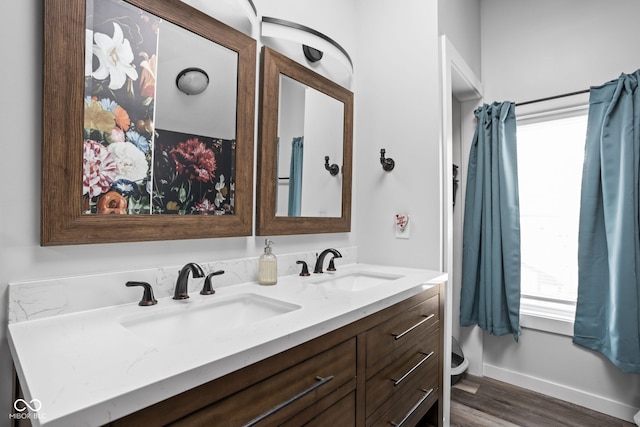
[483,364,638,423]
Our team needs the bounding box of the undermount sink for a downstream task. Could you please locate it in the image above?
[310,271,403,292]
[119,293,300,345]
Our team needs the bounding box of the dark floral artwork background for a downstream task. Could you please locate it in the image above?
[153,129,235,215]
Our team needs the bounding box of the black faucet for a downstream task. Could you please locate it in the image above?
[173,263,204,300]
[313,249,342,274]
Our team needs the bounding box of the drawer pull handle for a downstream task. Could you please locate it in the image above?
[242,375,334,427]
[389,388,434,426]
[391,351,434,386]
[392,314,435,340]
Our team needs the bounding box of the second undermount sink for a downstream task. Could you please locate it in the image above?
[310,271,404,292]
[119,293,301,345]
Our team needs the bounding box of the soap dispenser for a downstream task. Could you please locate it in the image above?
[258,239,278,285]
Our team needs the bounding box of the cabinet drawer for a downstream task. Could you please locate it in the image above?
[366,294,439,369]
[368,386,438,427]
[173,338,356,426]
[282,388,356,427]
[365,329,439,419]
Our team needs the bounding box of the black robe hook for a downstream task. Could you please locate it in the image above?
[380,149,395,172]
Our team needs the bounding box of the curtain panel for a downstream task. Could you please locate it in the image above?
[288,136,304,217]
[575,70,640,373]
[461,102,522,341]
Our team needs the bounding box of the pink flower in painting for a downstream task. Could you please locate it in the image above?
[170,138,217,182]
[83,140,118,197]
[193,197,216,214]
[110,127,125,142]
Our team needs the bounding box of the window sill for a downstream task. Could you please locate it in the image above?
[520,298,575,337]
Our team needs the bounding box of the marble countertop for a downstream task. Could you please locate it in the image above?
[8,263,446,427]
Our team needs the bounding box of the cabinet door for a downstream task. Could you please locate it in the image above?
[171,338,356,426]
[365,328,439,420]
[366,294,439,372]
[282,389,356,427]
[369,386,438,427]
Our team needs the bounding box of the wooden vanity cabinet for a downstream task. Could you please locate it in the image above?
[363,293,441,426]
[108,283,444,427]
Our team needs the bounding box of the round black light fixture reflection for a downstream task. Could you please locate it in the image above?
[302,45,323,63]
[176,67,210,95]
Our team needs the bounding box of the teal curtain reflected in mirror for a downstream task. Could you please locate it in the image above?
[460,102,522,341]
[575,70,640,373]
[288,137,304,216]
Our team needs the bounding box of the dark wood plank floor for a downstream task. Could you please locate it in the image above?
[451,374,635,427]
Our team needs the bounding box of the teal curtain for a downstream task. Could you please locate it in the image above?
[460,102,521,341]
[574,70,640,373]
[288,137,304,216]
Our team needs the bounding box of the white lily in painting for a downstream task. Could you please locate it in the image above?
[92,22,138,90]
[214,174,226,207]
[85,29,94,77]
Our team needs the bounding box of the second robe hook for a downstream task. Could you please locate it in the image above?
[380,149,395,172]
[324,156,339,176]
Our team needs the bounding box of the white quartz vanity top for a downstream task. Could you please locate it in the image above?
[8,263,446,427]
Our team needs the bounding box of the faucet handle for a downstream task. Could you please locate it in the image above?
[296,261,310,276]
[327,257,337,272]
[126,281,158,306]
[201,270,224,295]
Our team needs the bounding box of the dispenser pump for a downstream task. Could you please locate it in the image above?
[264,239,274,254]
[258,239,278,285]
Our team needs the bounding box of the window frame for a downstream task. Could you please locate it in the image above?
[516,98,589,336]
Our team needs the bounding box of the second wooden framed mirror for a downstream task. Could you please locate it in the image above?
[256,46,353,236]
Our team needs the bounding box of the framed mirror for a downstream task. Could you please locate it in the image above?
[41,0,256,245]
[256,47,353,235]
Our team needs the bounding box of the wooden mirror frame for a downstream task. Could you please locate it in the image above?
[41,0,256,246]
[256,47,353,235]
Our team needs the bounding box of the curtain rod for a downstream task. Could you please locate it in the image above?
[516,89,590,107]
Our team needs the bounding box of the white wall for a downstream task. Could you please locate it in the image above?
[0,0,358,418]
[301,88,343,217]
[354,0,441,270]
[481,0,640,421]
[276,75,305,215]
[438,0,482,81]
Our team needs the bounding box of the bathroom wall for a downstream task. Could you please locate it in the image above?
[438,0,482,81]
[0,0,358,418]
[480,0,640,420]
[354,0,441,270]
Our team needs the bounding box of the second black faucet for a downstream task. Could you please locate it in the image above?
[313,249,342,274]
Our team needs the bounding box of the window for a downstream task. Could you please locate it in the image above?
[516,109,588,331]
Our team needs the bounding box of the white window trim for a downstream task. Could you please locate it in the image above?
[516,95,588,337]
[520,295,575,336]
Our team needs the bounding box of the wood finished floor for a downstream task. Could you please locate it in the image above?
[450,375,635,427]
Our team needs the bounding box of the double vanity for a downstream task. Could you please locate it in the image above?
[9,255,446,426]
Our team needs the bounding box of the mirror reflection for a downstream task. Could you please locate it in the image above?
[84,0,238,216]
[276,75,344,217]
